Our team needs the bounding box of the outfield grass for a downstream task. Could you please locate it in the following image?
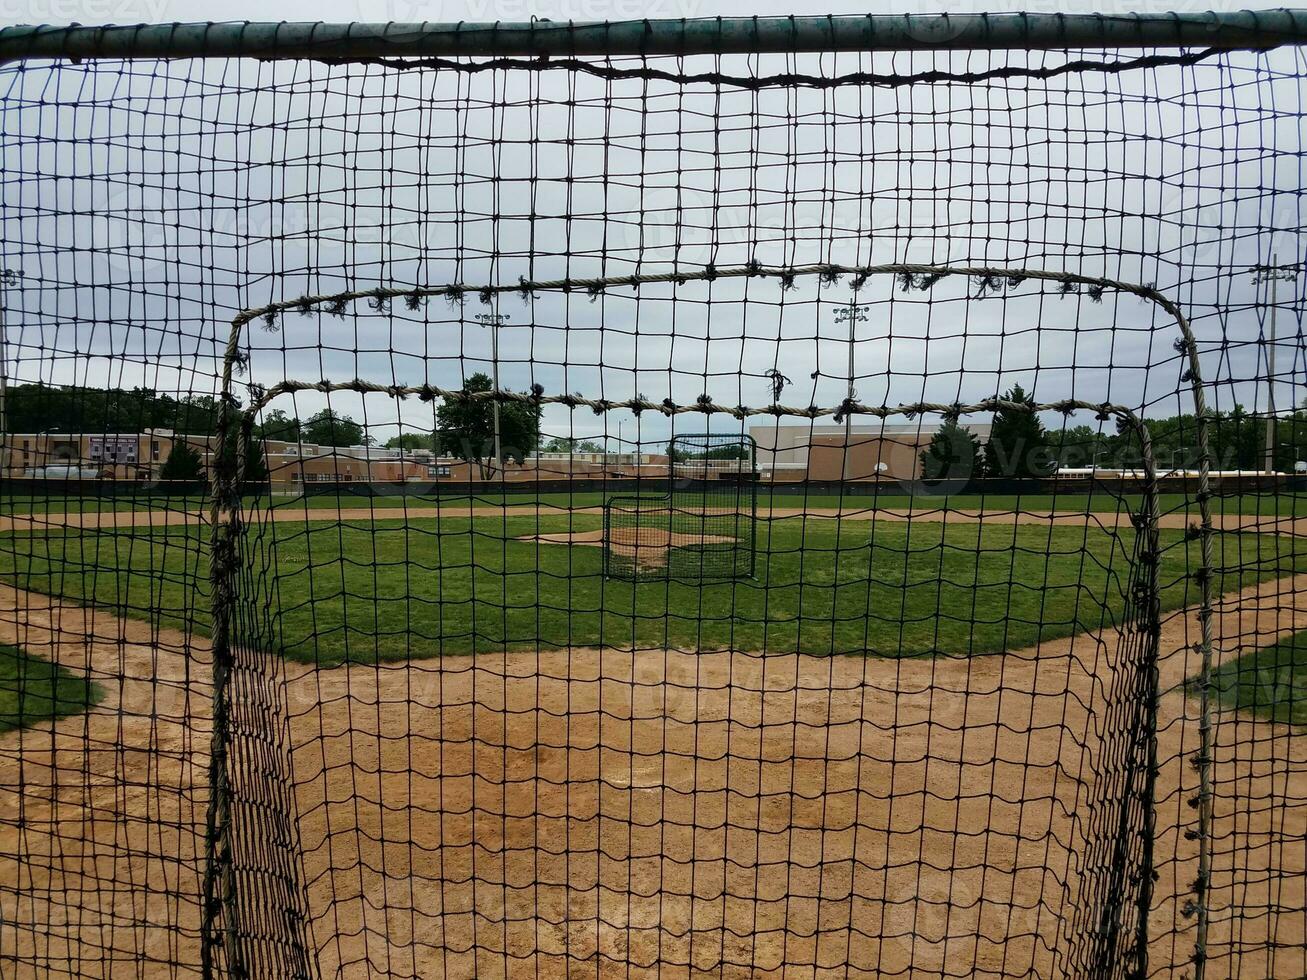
[0,494,211,515]
[283,489,1307,517]
[0,643,103,734]
[3,489,1306,518]
[1,512,1302,665]
[1198,631,1307,727]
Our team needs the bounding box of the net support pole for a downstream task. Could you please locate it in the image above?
[3,11,1307,64]
[202,393,246,980]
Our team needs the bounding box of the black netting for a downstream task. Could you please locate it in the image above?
[602,432,757,582]
[0,20,1304,980]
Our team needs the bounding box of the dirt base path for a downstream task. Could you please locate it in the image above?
[0,585,214,979]
[1,573,1303,978]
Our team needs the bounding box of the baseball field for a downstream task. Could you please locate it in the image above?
[0,496,1303,978]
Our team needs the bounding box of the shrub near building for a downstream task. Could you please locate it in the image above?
[159,442,204,482]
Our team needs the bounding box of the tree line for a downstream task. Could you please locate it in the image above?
[4,375,545,480]
[920,384,1307,483]
[9,379,1304,485]
[261,372,547,479]
[4,382,372,447]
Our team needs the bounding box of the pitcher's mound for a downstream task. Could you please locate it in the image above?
[517,527,737,567]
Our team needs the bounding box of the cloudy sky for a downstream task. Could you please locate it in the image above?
[1,1,1303,452]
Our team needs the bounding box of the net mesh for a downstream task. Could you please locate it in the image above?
[603,432,756,582]
[0,23,1304,980]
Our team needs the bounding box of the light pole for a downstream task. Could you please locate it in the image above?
[833,300,870,481]
[0,269,23,476]
[473,312,509,473]
[1250,257,1298,475]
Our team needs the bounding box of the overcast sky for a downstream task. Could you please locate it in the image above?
[1,1,1303,451]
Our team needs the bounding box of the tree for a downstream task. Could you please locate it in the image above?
[1209,404,1263,471]
[919,419,982,484]
[303,408,366,447]
[1048,424,1106,469]
[3,382,215,436]
[385,432,437,451]
[256,408,300,443]
[541,436,603,454]
[698,444,748,460]
[177,394,221,434]
[159,442,204,481]
[1273,404,1307,473]
[212,428,268,486]
[984,384,1055,479]
[239,437,268,483]
[436,372,542,478]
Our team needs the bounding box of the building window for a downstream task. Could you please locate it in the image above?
[88,436,137,463]
[151,440,160,461]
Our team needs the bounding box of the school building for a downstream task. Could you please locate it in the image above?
[2,422,983,486]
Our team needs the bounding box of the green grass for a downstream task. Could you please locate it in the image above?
[278,489,1307,517]
[0,643,103,734]
[3,489,1305,518]
[0,494,212,514]
[1197,631,1307,727]
[1,512,1302,665]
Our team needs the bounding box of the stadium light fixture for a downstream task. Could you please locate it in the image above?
[0,268,23,468]
[1250,256,1299,474]
[833,301,871,482]
[473,311,510,470]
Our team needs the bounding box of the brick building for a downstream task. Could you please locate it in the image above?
[1,429,183,479]
[0,431,676,487]
[2,423,978,486]
[749,421,992,482]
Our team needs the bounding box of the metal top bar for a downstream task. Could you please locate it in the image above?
[1,11,1306,65]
